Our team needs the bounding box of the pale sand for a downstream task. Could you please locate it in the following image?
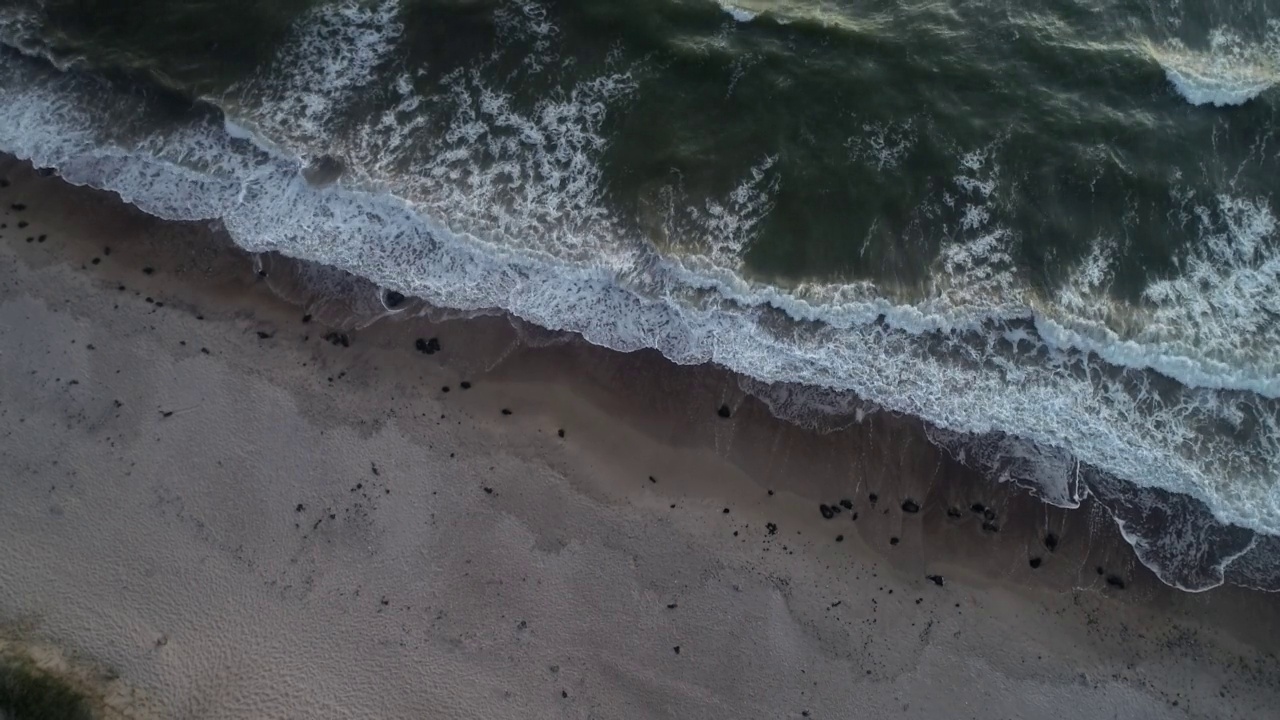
[1,156,1278,719]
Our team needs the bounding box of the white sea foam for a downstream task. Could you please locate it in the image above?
[1,2,1278,581]
[1155,26,1280,107]
[719,4,759,23]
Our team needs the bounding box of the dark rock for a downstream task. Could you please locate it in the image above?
[819,504,834,520]
[16,220,27,228]
[926,574,945,587]
[256,331,273,339]
[901,499,920,513]
[722,508,730,514]
[1105,575,1126,589]
[717,404,731,418]
[868,493,878,504]
[483,487,493,494]
[442,386,450,393]
[324,332,350,347]
[501,408,512,416]
[559,429,566,438]
[765,522,777,535]
[946,506,963,518]
[11,203,26,211]
[302,154,345,187]
[981,520,1000,533]
[1096,566,1105,575]
[1029,557,1042,569]
[384,291,405,308]
[889,537,900,545]
[301,314,312,323]
[970,503,986,514]
[983,508,996,521]
[835,534,844,542]
[142,266,154,275]
[415,337,441,354]
[460,381,472,389]
[1044,533,1059,551]
[839,499,853,510]
[667,603,677,609]
[672,646,680,655]
[295,503,305,512]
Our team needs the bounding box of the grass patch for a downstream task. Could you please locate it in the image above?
[0,656,93,720]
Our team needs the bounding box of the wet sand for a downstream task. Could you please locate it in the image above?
[1,155,1278,719]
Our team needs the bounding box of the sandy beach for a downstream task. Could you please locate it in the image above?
[1,155,1278,718]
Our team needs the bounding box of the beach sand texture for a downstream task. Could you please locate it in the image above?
[1,157,1278,718]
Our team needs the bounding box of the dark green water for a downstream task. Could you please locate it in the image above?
[0,0,1277,591]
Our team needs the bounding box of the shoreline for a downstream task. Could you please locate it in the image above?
[2,156,1279,717]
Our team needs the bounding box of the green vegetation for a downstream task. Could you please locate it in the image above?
[0,655,93,720]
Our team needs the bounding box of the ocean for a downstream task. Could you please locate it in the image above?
[0,0,1276,592]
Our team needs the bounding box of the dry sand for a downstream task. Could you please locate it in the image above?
[1,156,1278,719]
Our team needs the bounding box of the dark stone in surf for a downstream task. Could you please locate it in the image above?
[672,646,680,655]
[946,506,963,518]
[384,290,405,308]
[868,493,878,504]
[415,337,441,354]
[501,408,512,416]
[17,221,27,228]
[324,332,350,347]
[835,534,844,542]
[901,499,920,513]
[766,522,777,535]
[819,504,834,520]
[142,266,154,275]
[1105,575,1126,589]
[889,537,900,545]
[839,499,853,510]
[926,574,945,587]
[256,331,273,339]
[717,404,731,418]
[301,314,312,323]
[983,508,996,521]
[460,381,472,389]
[970,503,986,514]
[559,429,566,439]
[981,520,1000,533]
[10,203,25,211]
[1029,557,1042,569]
[1044,533,1059,551]
[302,154,346,187]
